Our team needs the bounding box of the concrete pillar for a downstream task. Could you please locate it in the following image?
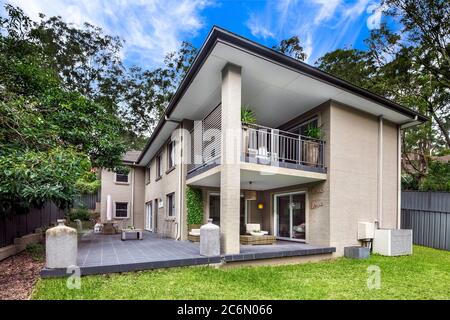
[220,63,242,254]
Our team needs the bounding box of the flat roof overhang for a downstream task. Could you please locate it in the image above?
[137,27,428,166]
[186,163,327,190]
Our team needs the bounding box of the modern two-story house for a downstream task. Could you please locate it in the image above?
[100,27,427,257]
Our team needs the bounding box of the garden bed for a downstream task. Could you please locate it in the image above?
[0,245,45,300]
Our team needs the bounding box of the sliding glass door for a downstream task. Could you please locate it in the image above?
[275,192,306,240]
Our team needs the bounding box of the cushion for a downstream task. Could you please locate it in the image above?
[246,224,269,235]
[246,224,261,233]
[189,229,200,236]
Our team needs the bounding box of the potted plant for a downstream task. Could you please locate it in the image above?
[241,106,256,124]
[241,106,257,157]
[303,124,323,166]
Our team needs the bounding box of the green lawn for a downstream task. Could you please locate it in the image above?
[33,246,450,300]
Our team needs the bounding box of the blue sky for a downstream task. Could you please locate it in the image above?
[3,0,388,68]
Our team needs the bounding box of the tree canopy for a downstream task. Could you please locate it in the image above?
[312,1,450,191]
[0,6,127,214]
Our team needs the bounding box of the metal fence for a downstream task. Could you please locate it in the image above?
[0,202,66,248]
[401,191,450,251]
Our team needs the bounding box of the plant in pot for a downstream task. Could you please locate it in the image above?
[303,124,323,166]
[241,106,257,158]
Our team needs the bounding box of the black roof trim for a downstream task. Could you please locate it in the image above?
[137,26,428,163]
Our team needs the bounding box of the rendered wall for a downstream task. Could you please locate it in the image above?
[328,101,399,255]
[100,167,145,228]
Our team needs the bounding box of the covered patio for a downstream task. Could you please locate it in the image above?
[41,232,336,277]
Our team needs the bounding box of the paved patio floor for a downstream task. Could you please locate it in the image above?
[41,232,335,277]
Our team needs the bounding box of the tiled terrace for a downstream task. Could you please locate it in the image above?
[41,232,335,277]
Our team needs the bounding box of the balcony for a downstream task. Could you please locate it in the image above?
[187,117,326,178]
[241,123,326,173]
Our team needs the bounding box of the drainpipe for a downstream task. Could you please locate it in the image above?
[377,116,383,229]
[397,116,418,229]
[131,165,135,228]
[176,122,184,240]
[166,116,184,241]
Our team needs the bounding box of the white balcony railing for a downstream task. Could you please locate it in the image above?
[241,123,325,169]
[187,118,326,175]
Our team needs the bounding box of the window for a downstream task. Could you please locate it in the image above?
[167,193,175,216]
[115,170,129,183]
[114,202,129,218]
[145,164,151,184]
[156,154,162,179]
[167,140,175,170]
[297,117,318,137]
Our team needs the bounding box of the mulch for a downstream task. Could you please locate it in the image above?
[0,251,44,300]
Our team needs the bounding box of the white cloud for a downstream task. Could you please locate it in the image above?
[343,0,371,18]
[246,14,275,39]
[311,0,341,24]
[366,2,387,30]
[246,0,375,64]
[5,0,213,67]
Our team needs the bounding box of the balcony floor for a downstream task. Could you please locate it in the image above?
[186,161,327,190]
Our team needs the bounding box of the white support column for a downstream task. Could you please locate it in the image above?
[397,125,402,229]
[220,63,242,254]
[377,116,383,228]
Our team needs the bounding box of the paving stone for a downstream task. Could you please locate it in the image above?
[41,232,336,277]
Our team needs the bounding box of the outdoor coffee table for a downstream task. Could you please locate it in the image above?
[240,235,276,245]
[121,229,143,240]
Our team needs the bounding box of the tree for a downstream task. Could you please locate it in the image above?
[119,42,198,134]
[273,36,307,61]
[419,161,450,191]
[383,0,450,89]
[316,48,376,89]
[0,5,198,137]
[0,19,127,214]
[1,4,125,108]
[314,5,450,190]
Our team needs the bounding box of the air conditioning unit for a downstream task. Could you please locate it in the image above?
[373,229,413,256]
[357,222,375,240]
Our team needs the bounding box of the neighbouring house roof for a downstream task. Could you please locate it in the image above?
[122,150,142,164]
[434,155,450,163]
[136,26,428,165]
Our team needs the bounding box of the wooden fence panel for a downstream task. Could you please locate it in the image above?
[0,203,66,248]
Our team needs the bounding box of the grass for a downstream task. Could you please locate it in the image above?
[32,246,450,300]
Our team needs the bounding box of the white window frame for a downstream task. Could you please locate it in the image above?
[114,170,129,184]
[145,164,151,184]
[167,140,175,170]
[114,201,129,219]
[156,154,162,179]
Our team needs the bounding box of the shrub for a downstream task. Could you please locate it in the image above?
[186,187,203,225]
[26,243,45,262]
[75,171,101,194]
[67,205,92,221]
